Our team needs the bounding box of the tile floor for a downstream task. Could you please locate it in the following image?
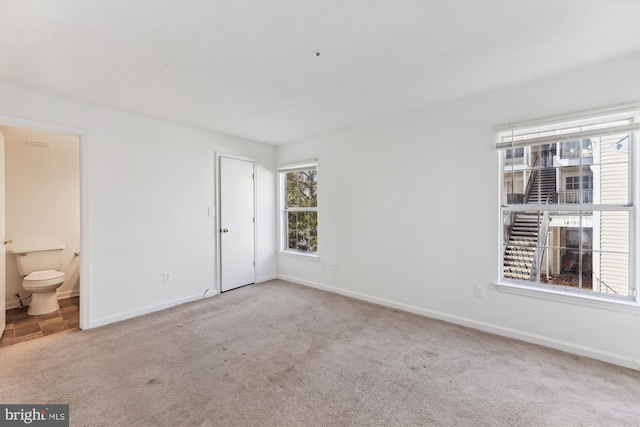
[0,296,79,348]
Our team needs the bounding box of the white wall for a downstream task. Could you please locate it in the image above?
[2,125,80,308]
[0,82,277,328]
[0,132,5,336]
[277,53,640,369]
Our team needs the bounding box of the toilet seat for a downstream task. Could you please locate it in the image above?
[24,270,65,288]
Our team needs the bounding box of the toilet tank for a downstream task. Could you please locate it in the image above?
[11,245,66,276]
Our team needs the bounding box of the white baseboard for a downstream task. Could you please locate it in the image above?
[90,291,218,329]
[256,274,277,284]
[82,279,275,328]
[278,274,640,371]
[5,302,21,310]
[4,290,80,310]
[58,289,80,300]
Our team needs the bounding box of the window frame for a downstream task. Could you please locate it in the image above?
[496,106,640,306]
[278,159,319,258]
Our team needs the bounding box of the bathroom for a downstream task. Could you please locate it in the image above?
[1,125,80,345]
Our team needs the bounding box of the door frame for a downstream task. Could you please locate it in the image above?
[215,152,257,293]
[0,115,89,330]
[1,130,5,337]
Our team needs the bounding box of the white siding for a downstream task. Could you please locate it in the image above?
[597,134,630,295]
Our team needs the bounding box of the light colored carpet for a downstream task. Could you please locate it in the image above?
[0,279,638,426]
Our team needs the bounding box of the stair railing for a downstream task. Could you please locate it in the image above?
[593,274,618,294]
[523,156,539,204]
[506,155,539,264]
[504,156,539,266]
[530,201,551,281]
[505,155,539,267]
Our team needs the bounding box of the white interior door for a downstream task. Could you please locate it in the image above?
[1,131,5,337]
[219,156,255,292]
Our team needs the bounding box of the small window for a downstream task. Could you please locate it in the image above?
[564,175,593,204]
[279,161,318,254]
[561,139,593,158]
[505,147,525,165]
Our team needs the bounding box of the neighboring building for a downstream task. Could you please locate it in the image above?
[502,132,632,296]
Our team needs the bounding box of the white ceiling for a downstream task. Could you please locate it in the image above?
[1,1,639,144]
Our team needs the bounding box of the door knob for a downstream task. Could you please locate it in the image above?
[221,228,229,233]
[3,239,13,245]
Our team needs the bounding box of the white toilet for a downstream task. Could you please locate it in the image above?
[12,245,66,316]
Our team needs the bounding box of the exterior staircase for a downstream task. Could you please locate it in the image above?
[503,166,556,280]
[503,214,542,280]
[526,167,556,205]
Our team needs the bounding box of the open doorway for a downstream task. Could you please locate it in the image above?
[0,125,80,346]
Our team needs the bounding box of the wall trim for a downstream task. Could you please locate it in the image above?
[89,291,219,329]
[495,282,639,314]
[278,274,640,371]
[5,290,80,310]
[5,300,22,310]
[0,114,90,331]
[57,289,80,300]
[257,274,277,283]
[214,152,258,294]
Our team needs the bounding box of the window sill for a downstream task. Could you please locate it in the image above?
[494,281,639,314]
[279,250,320,261]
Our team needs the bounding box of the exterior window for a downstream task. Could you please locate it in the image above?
[279,161,318,254]
[561,139,593,158]
[499,108,638,300]
[505,147,525,165]
[563,175,593,203]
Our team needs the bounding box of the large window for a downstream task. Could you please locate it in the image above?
[498,107,638,301]
[279,161,318,254]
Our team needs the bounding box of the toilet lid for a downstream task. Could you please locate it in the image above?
[25,270,65,281]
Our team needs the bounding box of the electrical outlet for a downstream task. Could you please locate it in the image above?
[163,272,172,283]
[474,284,486,298]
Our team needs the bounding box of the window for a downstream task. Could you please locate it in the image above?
[563,175,593,203]
[561,138,593,159]
[279,161,318,254]
[505,147,525,165]
[498,107,639,301]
